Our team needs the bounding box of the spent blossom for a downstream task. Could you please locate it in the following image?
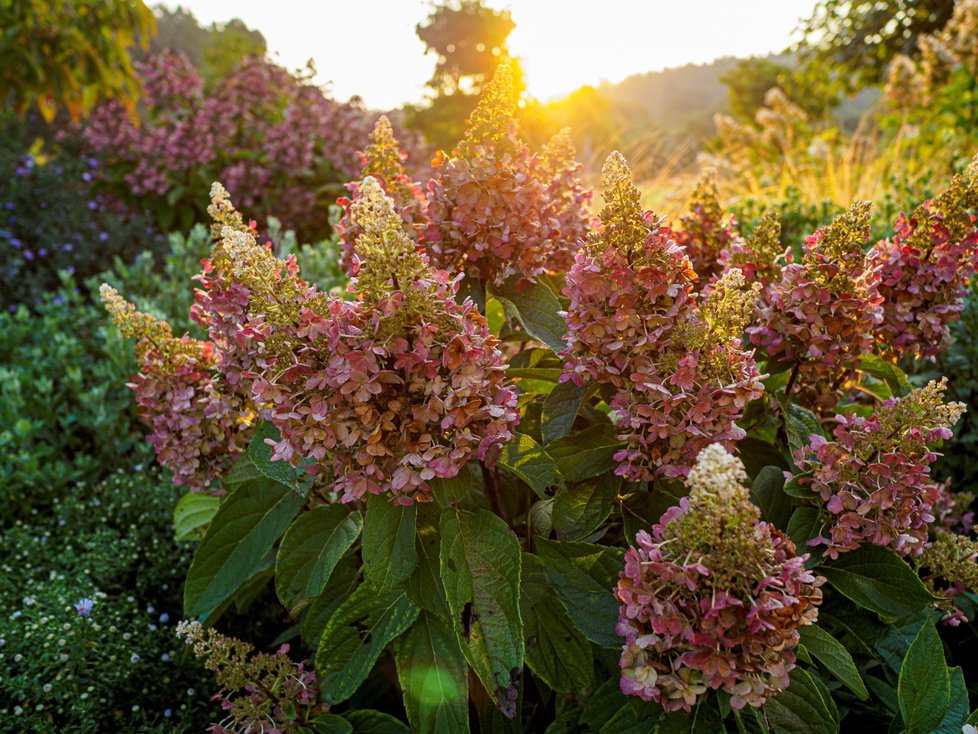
[616,445,823,712]
[176,620,325,733]
[101,283,254,491]
[424,63,590,285]
[562,153,764,479]
[865,157,978,359]
[748,202,883,411]
[792,379,966,558]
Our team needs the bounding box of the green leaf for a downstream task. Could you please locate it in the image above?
[311,714,354,734]
[343,710,411,734]
[497,432,559,497]
[819,546,940,622]
[546,424,623,483]
[579,679,662,732]
[275,505,363,615]
[535,539,623,648]
[173,491,220,542]
[247,421,303,490]
[362,494,418,591]
[933,667,969,734]
[784,402,825,458]
[315,584,420,704]
[898,620,950,733]
[396,611,469,734]
[552,476,619,541]
[799,625,868,700]
[440,509,523,718]
[520,553,594,694]
[749,466,793,530]
[405,503,451,619]
[491,276,567,353]
[506,367,564,382]
[542,380,593,444]
[656,702,723,733]
[184,458,305,618]
[762,667,840,734]
[431,464,476,507]
[300,556,358,647]
[785,507,824,562]
[858,354,912,397]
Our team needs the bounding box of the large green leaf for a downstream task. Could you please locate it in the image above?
[541,380,594,444]
[762,667,840,734]
[858,354,912,397]
[819,546,940,621]
[520,553,594,694]
[406,503,451,619]
[300,555,359,647]
[799,625,868,700]
[316,584,420,704]
[396,611,469,734]
[440,509,524,718]
[552,476,619,541]
[184,455,305,618]
[546,424,623,483]
[535,538,623,648]
[248,420,304,489]
[431,464,476,507]
[749,465,793,530]
[173,491,220,542]
[497,432,559,497]
[491,276,567,353]
[275,505,363,615]
[784,402,825,458]
[898,620,950,734]
[362,494,418,591]
[343,710,412,734]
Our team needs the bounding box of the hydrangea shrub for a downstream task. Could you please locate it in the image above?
[104,77,978,730]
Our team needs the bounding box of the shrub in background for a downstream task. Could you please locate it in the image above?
[84,51,426,243]
[0,118,165,311]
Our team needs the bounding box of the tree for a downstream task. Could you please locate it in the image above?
[409,0,517,150]
[796,0,955,89]
[0,0,155,121]
[721,56,839,121]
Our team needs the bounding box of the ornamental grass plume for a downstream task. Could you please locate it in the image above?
[100,283,254,491]
[336,115,429,276]
[562,153,763,479]
[865,157,978,359]
[671,169,737,282]
[793,378,966,559]
[176,620,326,733]
[616,444,823,712]
[424,63,590,285]
[747,202,883,411]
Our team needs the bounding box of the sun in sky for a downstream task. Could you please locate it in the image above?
[171,0,819,109]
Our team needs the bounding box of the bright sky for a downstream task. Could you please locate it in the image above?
[173,0,819,109]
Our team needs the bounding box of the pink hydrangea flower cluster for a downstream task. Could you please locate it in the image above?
[336,116,429,277]
[561,153,764,479]
[84,51,423,241]
[193,180,518,504]
[792,379,966,558]
[424,63,591,285]
[717,210,786,288]
[747,202,883,411]
[670,169,738,283]
[100,283,254,492]
[865,161,978,359]
[616,445,823,712]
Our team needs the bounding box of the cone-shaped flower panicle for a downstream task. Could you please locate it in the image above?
[616,445,824,712]
[748,202,883,411]
[793,379,966,558]
[562,154,764,479]
[718,210,785,286]
[100,284,254,491]
[671,169,737,282]
[337,116,429,276]
[255,177,519,504]
[865,157,978,359]
[918,528,978,625]
[424,63,590,285]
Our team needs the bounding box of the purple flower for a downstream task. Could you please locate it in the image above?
[75,598,95,616]
[99,232,109,242]
[9,238,21,248]
[87,201,98,211]
[61,243,73,252]
[22,250,34,261]
[82,172,93,182]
